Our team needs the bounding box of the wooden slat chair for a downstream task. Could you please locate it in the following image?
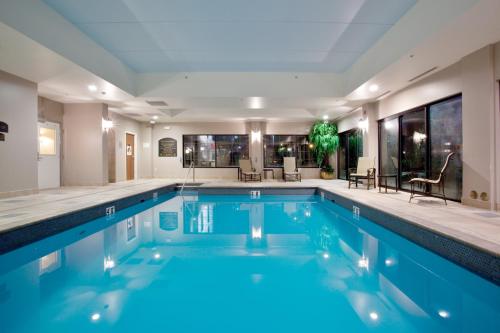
[408,152,454,205]
[348,157,376,190]
[239,159,262,182]
[283,157,301,182]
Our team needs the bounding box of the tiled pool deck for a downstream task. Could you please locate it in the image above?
[1,178,499,258]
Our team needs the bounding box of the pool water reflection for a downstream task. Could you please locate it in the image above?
[0,194,498,332]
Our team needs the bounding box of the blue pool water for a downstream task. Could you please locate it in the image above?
[0,194,499,332]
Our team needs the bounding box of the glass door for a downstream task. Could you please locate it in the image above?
[379,117,399,187]
[338,129,363,180]
[429,96,463,200]
[400,108,427,191]
[338,133,347,179]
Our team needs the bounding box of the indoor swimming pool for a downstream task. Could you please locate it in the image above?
[0,193,498,332]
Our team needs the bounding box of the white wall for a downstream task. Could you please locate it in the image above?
[62,103,109,186]
[0,70,38,196]
[109,112,143,182]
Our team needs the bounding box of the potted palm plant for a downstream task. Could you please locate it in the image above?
[309,120,339,179]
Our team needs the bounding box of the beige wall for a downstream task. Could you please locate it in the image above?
[0,70,38,196]
[151,122,247,180]
[62,103,109,186]
[109,112,143,182]
[38,96,63,124]
[337,43,500,209]
[148,121,318,180]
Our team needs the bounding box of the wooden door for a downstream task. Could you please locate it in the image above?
[126,133,135,180]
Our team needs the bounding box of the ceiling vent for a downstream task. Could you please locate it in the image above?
[146,100,168,107]
[375,90,391,100]
[159,109,186,117]
[408,67,438,82]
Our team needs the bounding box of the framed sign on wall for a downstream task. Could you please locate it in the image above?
[159,137,177,157]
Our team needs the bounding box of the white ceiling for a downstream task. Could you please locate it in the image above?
[42,0,416,73]
[2,0,500,123]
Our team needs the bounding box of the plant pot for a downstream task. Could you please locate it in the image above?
[320,171,334,180]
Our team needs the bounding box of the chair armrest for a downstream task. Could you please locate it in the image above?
[348,167,357,174]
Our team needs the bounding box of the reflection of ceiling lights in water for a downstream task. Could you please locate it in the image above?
[384,258,395,266]
[91,313,101,321]
[369,312,379,321]
[438,310,450,318]
[103,256,115,270]
[323,253,330,259]
[358,256,369,268]
[154,253,161,259]
[251,227,262,239]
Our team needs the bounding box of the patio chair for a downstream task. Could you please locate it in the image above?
[239,159,261,182]
[283,157,301,182]
[408,152,454,205]
[348,157,376,190]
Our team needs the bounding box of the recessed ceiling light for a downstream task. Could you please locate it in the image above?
[152,115,159,120]
[323,115,329,120]
[88,84,97,92]
[246,97,266,109]
[150,120,156,124]
[368,84,379,92]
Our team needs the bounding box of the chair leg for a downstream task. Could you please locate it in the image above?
[442,182,447,205]
[348,178,351,189]
[409,183,413,203]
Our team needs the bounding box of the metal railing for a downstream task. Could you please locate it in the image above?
[179,161,195,195]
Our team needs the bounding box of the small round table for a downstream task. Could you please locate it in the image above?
[262,168,275,180]
[377,174,398,193]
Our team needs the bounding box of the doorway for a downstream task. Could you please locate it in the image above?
[338,129,363,180]
[126,133,135,180]
[37,121,61,189]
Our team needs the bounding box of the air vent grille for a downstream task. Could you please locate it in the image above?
[375,90,391,100]
[409,67,438,82]
[146,100,168,106]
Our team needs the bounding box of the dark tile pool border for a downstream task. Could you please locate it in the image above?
[317,188,500,285]
[0,184,177,255]
[193,187,317,196]
[0,184,498,285]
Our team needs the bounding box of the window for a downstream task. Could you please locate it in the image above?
[183,135,249,168]
[216,135,249,167]
[400,108,427,190]
[379,117,399,187]
[429,96,462,200]
[263,135,317,168]
[38,127,56,155]
[378,95,462,201]
[338,129,363,180]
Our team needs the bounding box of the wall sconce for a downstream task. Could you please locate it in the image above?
[102,118,113,131]
[358,118,368,131]
[251,130,261,143]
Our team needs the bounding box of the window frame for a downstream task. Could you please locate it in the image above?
[263,134,318,168]
[182,134,249,168]
[377,93,463,202]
